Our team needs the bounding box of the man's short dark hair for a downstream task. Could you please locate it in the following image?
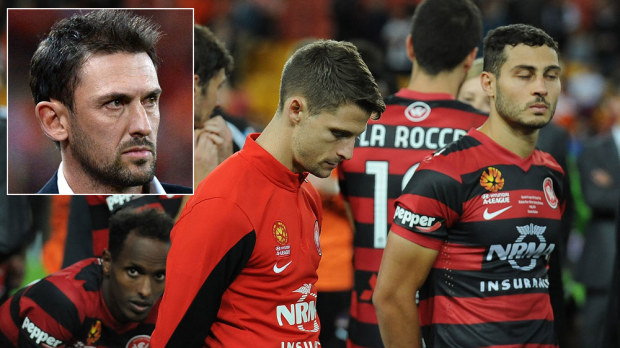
[410,0,482,75]
[278,40,385,119]
[108,208,173,259]
[30,9,162,111]
[194,24,234,88]
[483,24,560,76]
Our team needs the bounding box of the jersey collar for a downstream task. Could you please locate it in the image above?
[241,133,308,191]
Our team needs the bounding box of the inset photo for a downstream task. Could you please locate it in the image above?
[7,8,194,194]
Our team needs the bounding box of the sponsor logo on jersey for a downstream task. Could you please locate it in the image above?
[105,195,139,212]
[480,277,550,293]
[393,206,441,232]
[483,206,512,220]
[313,220,322,256]
[543,177,558,209]
[481,192,510,205]
[486,223,555,271]
[86,320,101,345]
[280,341,321,348]
[273,260,293,274]
[273,221,291,258]
[404,101,431,122]
[276,283,319,333]
[125,335,150,348]
[21,316,63,347]
[479,167,505,192]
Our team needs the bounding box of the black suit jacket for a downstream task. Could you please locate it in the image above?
[37,171,192,194]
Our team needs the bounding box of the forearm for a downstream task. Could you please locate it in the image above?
[374,292,421,348]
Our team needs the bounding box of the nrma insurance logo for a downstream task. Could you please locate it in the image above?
[486,223,555,271]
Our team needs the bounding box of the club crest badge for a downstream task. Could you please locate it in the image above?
[543,177,558,209]
[314,220,322,256]
[125,335,150,348]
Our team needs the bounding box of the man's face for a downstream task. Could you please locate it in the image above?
[458,76,490,113]
[103,231,169,323]
[194,68,226,127]
[493,44,561,130]
[68,52,161,190]
[292,103,370,178]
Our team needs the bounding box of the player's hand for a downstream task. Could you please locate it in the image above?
[193,116,233,189]
[201,115,233,164]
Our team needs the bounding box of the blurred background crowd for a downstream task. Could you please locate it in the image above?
[1,0,619,347]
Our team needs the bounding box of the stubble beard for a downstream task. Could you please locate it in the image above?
[71,121,156,189]
[495,88,556,131]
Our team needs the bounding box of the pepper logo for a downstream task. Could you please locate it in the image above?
[86,320,101,345]
[480,167,505,192]
[273,221,288,245]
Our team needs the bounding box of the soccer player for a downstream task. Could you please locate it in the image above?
[151,40,385,347]
[0,207,174,347]
[373,23,565,347]
[193,24,234,188]
[28,9,191,194]
[337,0,486,346]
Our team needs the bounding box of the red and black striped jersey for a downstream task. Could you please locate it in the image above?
[151,134,323,348]
[392,128,565,347]
[0,258,158,348]
[338,89,486,347]
[62,195,184,267]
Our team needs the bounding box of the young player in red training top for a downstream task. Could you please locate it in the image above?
[374,24,565,348]
[338,0,486,346]
[0,208,173,347]
[150,40,385,348]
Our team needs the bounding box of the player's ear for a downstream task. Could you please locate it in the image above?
[481,71,495,98]
[284,96,308,125]
[406,35,414,61]
[35,99,70,142]
[102,249,112,276]
[194,74,202,94]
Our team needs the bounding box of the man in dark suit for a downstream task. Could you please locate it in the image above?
[30,10,191,194]
[576,91,620,348]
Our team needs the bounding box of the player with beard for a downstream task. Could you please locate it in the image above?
[337,1,486,346]
[30,9,191,194]
[0,207,173,347]
[374,24,566,347]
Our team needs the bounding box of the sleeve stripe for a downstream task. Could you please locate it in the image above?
[23,279,79,332]
[165,231,256,347]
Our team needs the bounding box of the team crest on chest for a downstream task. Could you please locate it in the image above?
[543,177,558,209]
[313,220,322,256]
[86,320,102,345]
[480,167,505,192]
[273,221,291,258]
[125,335,150,348]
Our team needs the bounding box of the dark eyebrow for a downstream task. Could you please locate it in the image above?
[145,88,162,99]
[544,65,561,74]
[96,88,162,104]
[331,128,355,137]
[512,65,561,73]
